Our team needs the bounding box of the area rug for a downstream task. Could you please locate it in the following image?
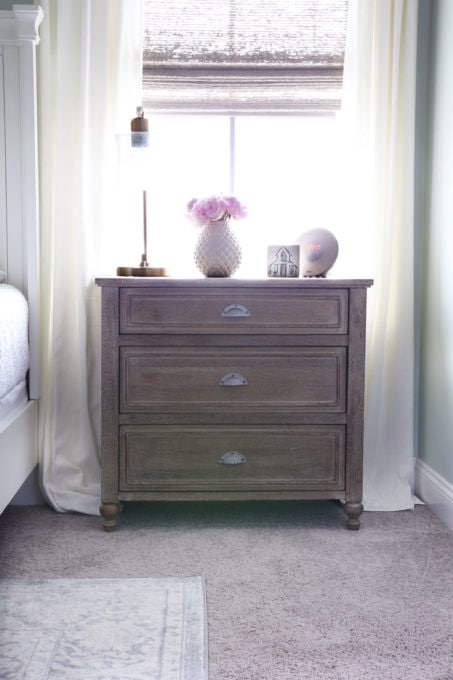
[0,576,208,680]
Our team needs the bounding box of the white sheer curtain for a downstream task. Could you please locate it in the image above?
[340,0,419,510]
[37,0,143,514]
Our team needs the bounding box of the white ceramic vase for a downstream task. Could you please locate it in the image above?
[194,218,242,277]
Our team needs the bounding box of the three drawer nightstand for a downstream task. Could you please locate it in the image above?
[95,277,373,530]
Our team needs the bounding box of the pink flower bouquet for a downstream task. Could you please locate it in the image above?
[187,195,247,227]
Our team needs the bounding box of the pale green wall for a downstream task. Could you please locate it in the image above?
[418,0,453,485]
[0,0,30,9]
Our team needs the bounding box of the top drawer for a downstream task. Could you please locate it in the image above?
[120,288,348,335]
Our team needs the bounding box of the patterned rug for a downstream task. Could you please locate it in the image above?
[0,577,208,680]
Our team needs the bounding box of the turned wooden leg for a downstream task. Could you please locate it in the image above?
[344,501,363,530]
[100,502,121,531]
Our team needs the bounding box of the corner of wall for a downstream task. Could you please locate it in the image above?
[415,459,453,531]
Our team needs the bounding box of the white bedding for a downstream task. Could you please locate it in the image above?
[0,285,29,411]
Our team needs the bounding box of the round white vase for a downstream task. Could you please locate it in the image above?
[194,218,242,277]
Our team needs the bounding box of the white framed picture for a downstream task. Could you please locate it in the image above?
[267,245,300,278]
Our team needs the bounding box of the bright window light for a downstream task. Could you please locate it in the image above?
[134,115,342,278]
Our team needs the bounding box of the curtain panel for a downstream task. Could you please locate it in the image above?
[340,0,419,510]
[37,0,143,514]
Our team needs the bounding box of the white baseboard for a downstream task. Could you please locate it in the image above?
[415,459,453,531]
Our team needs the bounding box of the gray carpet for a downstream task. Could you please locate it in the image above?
[1,500,452,680]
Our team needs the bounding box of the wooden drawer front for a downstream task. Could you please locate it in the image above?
[120,347,346,414]
[119,288,348,335]
[119,425,345,491]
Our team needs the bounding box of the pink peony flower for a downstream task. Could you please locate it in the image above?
[186,198,198,212]
[187,194,247,227]
[222,196,248,220]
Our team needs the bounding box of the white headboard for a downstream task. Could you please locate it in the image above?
[0,5,43,399]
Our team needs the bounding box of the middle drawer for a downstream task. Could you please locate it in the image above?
[120,347,346,414]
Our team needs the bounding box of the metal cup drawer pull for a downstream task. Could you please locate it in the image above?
[221,303,251,317]
[218,372,248,386]
[218,451,248,465]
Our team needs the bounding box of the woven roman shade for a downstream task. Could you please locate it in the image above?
[142,0,348,114]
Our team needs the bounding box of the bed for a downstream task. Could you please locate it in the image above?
[0,281,30,421]
[0,5,43,513]
[0,279,38,513]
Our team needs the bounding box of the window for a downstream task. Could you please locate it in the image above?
[138,0,348,277]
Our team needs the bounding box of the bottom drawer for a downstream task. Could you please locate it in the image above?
[119,425,345,492]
